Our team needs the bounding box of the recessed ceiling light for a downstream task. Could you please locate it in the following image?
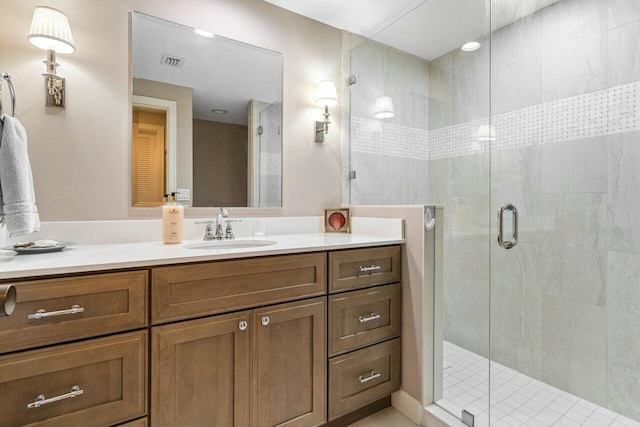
[194,28,215,38]
[211,109,228,114]
[461,41,481,52]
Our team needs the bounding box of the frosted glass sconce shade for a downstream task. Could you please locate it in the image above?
[27,6,75,108]
[28,6,75,54]
[315,80,338,107]
[374,96,394,119]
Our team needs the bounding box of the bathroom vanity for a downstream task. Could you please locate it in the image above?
[0,235,402,427]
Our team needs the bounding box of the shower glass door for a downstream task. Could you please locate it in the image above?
[344,0,493,424]
[489,0,640,425]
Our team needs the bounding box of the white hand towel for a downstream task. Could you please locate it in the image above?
[0,116,40,237]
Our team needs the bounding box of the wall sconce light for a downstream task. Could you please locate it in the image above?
[314,80,338,142]
[478,124,496,141]
[374,96,394,119]
[28,6,76,108]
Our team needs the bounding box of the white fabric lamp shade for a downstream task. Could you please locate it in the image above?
[374,96,394,119]
[28,6,75,54]
[315,80,338,107]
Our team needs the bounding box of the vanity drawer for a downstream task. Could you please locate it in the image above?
[328,283,401,356]
[329,246,401,293]
[0,271,148,354]
[151,252,327,324]
[0,331,147,427]
[328,338,401,420]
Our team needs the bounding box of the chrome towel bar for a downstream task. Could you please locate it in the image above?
[0,72,17,121]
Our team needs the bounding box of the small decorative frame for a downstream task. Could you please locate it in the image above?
[324,208,350,233]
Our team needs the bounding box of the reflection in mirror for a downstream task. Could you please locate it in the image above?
[131,12,283,208]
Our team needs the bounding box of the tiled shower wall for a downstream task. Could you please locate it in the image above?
[348,40,430,205]
[258,101,282,207]
[428,0,640,420]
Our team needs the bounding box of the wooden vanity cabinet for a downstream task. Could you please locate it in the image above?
[151,298,326,427]
[326,246,402,421]
[0,271,149,427]
[1,244,400,427]
[150,254,328,427]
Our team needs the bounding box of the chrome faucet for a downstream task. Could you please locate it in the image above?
[216,207,229,240]
[196,208,236,241]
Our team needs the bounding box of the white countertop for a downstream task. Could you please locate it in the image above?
[0,233,404,279]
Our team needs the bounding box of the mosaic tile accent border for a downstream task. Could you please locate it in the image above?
[430,81,640,160]
[351,81,640,161]
[351,116,430,160]
[259,153,281,176]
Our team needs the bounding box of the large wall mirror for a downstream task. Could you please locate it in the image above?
[130,12,283,208]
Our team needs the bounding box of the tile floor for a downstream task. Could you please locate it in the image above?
[437,341,640,427]
[349,407,418,427]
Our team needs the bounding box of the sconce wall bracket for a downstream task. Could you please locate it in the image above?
[44,75,65,107]
[42,49,65,108]
[315,105,330,143]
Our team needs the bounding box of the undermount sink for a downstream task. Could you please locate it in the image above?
[184,239,278,250]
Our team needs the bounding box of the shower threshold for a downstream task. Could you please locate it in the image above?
[437,341,638,427]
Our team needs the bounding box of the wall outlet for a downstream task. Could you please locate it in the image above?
[176,189,190,201]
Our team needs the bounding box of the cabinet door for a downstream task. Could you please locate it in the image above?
[253,298,326,427]
[151,311,251,427]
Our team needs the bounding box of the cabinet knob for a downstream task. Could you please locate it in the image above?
[238,320,248,331]
[261,316,270,326]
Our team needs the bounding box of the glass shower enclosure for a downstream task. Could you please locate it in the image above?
[346,0,640,425]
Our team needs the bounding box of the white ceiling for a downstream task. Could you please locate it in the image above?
[132,12,282,125]
[264,0,562,61]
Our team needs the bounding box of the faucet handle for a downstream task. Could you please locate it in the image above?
[224,219,241,239]
[195,220,216,241]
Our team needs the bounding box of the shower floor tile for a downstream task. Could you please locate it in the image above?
[436,341,639,427]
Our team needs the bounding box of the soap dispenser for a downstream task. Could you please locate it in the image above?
[162,192,184,244]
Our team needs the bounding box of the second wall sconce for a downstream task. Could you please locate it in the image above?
[374,96,394,119]
[28,6,76,108]
[314,80,338,142]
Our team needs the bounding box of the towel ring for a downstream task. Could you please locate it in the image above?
[0,72,17,121]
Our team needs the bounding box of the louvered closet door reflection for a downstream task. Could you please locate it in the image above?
[132,122,165,207]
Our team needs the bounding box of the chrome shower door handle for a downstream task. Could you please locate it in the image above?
[497,203,518,249]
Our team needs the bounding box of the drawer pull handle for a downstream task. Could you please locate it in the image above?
[261,316,270,326]
[27,305,85,320]
[358,313,382,323]
[358,264,381,274]
[358,371,381,384]
[27,385,84,409]
[238,320,248,331]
